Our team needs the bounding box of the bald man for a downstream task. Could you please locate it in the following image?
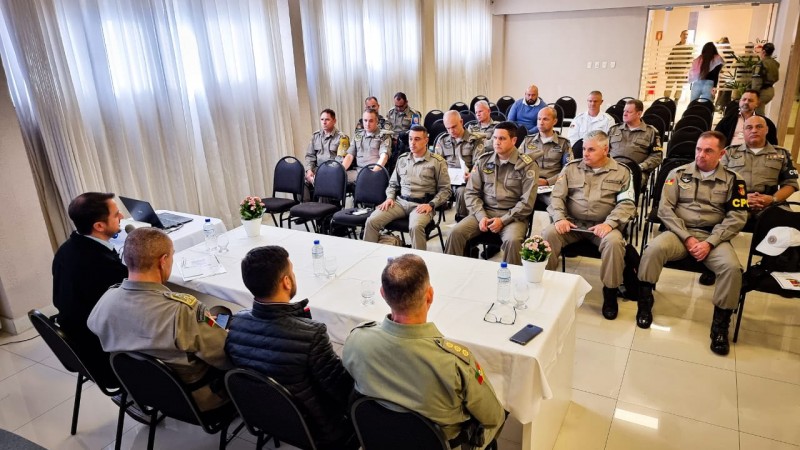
[435,110,485,220]
[508,85,547,134]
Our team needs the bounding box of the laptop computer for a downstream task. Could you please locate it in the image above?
[118,196,193,229]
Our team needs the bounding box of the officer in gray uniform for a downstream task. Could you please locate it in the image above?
[638,131,748,356]
[445,121,538,265]
[364,125,451,250]
[543,130,636,320]
[343,109,393,183]
[343,254,506,449]
[608,99,663,184]
[88,228,231,411]
[519,106,572,206]
[721,115,798,214]
[467,100,498,139]
[304,109,348,185]
[435,110,486,220]
[385,92,421,133]
[354,96,388,132]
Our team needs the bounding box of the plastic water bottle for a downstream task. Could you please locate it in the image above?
[312,240,325,277]
[497,261,512,304]
[203,218,217,252]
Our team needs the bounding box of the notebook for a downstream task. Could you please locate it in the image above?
[118,196,193,229]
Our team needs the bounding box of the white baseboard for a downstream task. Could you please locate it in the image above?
[0,304,58,335]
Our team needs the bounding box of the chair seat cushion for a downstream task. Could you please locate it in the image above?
[263,198,298,213]
[466,231,502,247]
[290,203,339,219]
[331,208,371,227]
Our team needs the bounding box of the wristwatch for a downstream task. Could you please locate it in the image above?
[428,201,436,209]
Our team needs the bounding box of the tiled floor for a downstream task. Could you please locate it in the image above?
[1,203,799,449]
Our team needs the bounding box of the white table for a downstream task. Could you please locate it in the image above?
[110,210,226,253]
[169,224,591,450]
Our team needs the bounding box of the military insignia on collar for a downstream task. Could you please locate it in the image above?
[680,173,692,183]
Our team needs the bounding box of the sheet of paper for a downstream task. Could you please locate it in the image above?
[448,158,469,186]
[537,185,553,194]
[770,272,800,290]
[180,254,227,281]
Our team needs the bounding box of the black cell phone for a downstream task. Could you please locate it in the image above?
[215,313,230,330]
[509,324,543,345]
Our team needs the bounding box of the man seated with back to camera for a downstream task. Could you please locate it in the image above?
[88,227,231,411]
[343,254,506,449]
[225,246,358,450]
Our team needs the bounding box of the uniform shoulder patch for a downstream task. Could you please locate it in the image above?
[163,292,197,307]
[728,179,749,210]
[436,339,472,364]
[519,153,533,165]
[430,152,445,162]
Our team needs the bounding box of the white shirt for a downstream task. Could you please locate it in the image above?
[567,111,615,145]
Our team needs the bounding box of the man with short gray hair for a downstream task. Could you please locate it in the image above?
[468,100,498,139]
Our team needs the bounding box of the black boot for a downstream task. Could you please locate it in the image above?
[637,282,654,329]
[710,306,733,356]
[699,270,716,286]
[602,287,618,320]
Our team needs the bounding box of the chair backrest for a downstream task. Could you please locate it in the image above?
[572,139,584,159]
[616,96,635,109]
[449,102,468,112]
[653,97,677,121]
[515,124,528,148]
[496,96,515,116]
[490,110,506,122]
[110,351,202,426]
[488,102,499,113]
[682,105,713,124]
[313,160,347,203]
[424,110,444,131]
[668,126,704,149]
[642,114,667,144]
[555,96,577,119]
[723,100,739,117]
[225,369,317,450]
[546,103,565,128]
[674,115,709,131]
[28,310,86,376]
[429,119,447,145]
[665,140,696,160]
[351,397,448,450]
[746,201,800,267]
[354,163,389,207]
[688,97,715,113]
[273,156,306,198]
[648,158,692,221]
[460,110,476,124]
[469,95,489,112]
[606,105,622,124]
[644,102,673,129]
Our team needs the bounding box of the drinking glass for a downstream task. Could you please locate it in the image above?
[324,256,338,279]
[216,235,230,254]
[514,280,530,310]
[360,280,376,306]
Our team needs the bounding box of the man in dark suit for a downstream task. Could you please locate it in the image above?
[52,192,127,385]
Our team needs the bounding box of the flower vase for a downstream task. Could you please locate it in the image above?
[241,217,262,237]
[522,259,547,283]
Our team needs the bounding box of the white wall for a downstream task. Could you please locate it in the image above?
[501,8,648,107]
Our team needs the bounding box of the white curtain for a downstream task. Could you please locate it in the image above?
[299,0,423,131]
[434,0,492,109]
[0,0,298,242]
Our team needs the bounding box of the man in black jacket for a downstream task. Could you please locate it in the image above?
[225,246,357,450]
[715,90,777,147]
[52,192,128,386]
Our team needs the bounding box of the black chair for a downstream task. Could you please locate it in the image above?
[616,97,635,109]
[424,110,444,131]
[490,110,506,122]
[669,126,704,150]
[488,102,500,113]
[682,105,713,126]
[515,124,528,148]
[225,369,320,450]
[606,104,622,124]
[674,115,709,131]
[469,95,489,112]
[331,164,390,239]
[28,310,145,450]
[733,201,800,342]
[688,97,715,114]
[496,95,515,117]
[449,102,469,112]
[351,397,449,450]
[723,100,739,117]
[263,156,305,228]
[110,352,242,450]
[429,119,447,146]
[460,110,477,124]
[289,160,347,233]
[665,141,696,160]
[572,139,584,159]
[555,96,577,122]
[642,113,668,145]
[384,204,447,250]
[652,97,677,123]
[546,103,565,131]
[644,102,673,132]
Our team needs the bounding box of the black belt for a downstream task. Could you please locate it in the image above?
[691,226,715,233]
[400,194,433,203]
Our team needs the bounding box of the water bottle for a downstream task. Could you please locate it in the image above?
[203,218,217,252]
[312,240,325,277]
[497,261,512,304]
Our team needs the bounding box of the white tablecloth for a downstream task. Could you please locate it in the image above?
[111,210,226,253]
[168,224,591,425]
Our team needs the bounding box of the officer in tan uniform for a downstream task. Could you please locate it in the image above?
[543,130,636,320]
[435,110,486,220]
[751,43,780,115]
[304,109,348,185]
[88,228,231,411]
[343,254,506,449]
[519,106,572,206]
[638,131,748,356]
[364,125,451,250]
[721,115,798,213]
[385,92,421,133]
[445,121,538,265]
[467,100,498,139]
[608,99,663,184]
[343,109,393,183]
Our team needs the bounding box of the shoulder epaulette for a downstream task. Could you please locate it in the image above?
[565,159,582,167]
[163,291,197,307]
[430,152,445,162]
[379,129,394,137]
[476,150,494,161]
[352,320,376,330]
[436,338,471,364]
[519,153,533,164]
